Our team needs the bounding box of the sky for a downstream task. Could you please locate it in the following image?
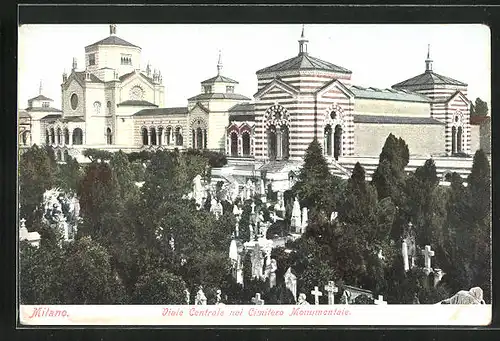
[18,24,491,109]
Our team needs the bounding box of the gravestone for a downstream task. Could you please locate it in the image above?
[402,240,409,272]
[19,218,41,248]
[374,295,387,305]
[311,286,323,305]
[324,281,339,305]
[251,293,264,305]
[421,245,435,270]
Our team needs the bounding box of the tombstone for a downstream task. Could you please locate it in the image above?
[192,175,204,208]
[19,218,41,248]
[291,197,302,233]
[229,239,238,263]
[284,267,297,301]
[402,240,409,272]
[251,293,264,305]
[311,286,323,305]
[330,211,338,222]
[296,293,310,305]
[421,245,435,270]
[301,207,308,233]
[374,295,387,305]
[184,289,190,304]
[216,289,224,305]
[269,259,277,288]
[251,243,265,279]
[250,201,256,214]
[195,286,207,305]
[324,281,339,305]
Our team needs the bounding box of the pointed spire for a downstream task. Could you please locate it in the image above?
[72,57,77,71]
[425,44,433,72]
[39,80,43,95]
[110,24,117,36]
[298,24,309,55]
[217,50,223,75]
[146,61,151,76]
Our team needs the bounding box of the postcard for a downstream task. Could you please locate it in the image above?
[17,23,491,326]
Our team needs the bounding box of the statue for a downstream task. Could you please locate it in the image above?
[269,259,277,288]
[192,175,204,209]
[297,293,310,305]
[437,287,485,304]
[216,289,224,305]
[195,286,207,305]
[291,197,301,233]
[330,211,338,222]
[184,289,190,304]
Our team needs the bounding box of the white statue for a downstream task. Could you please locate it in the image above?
[195,286,207,305]
[330,211,338,222]
[301,207,308,233]
[269,259,277,288]
[297,293,309,305]
[192,175,204,208]
[291,197,301,233]
[437,287,485,304]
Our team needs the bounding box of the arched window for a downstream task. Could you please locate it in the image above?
[94,101,101,115]
[57,150,62,161]
[204,129,207,149]
[175,127,183,146]
[64,128,69,145]
[50,128,55,144]
[324,125,333,156]
[142,127,148,146]
[281,125,290,160]
[192,130,196,148]
[451,126,457,154]
[72,128,83,145]
[21,131,28,145]
[230,132,238,156]
[158,127,163,146]
[457,126,463,153]
[151,127,157,146]
[166,127,172,145]
[242,132,251,156]
[106,127,113,145]
[196,127,203,149]
[334,124,342,160]
[45,129,50,145]
[56,128,62,145]
[63,150,69,162]
[267,125,277,161]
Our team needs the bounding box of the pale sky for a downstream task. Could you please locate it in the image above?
[18,24,490,109]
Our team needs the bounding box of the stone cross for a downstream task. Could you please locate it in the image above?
[310,286,323,305]
[251,293,264,305]
[324,281,339,305]
[422,245,435,269]
[251,201,256,214]
[20,218,26,229]
[374,295,387,305]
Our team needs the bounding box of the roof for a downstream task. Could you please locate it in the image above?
[74,71,104,84]
[349,85,431,103]
[41,114,62,120]
[256,53,352,75]
[188,93,251,101]
[201,75,238,84]
[61,116,85,123]
[258,161,293,173]
[19,111,31,119]
[133,107,188,117]
[28,94,53,102]
[470,115,490,125]
[392,70,467,88]
[117,100,158,107]
[86,35,139,49]
[354,115,445,125]
[25,107,62,113]
[229,103,255,112]
[119,71,155,84]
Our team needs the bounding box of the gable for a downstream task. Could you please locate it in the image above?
[254,79,298,100]
[446,91,470,107]
[316,79,354,100]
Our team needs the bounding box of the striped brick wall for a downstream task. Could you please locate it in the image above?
[254,73,354,161]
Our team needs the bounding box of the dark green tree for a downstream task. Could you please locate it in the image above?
[473,97,488,116]
[133,269,187,304]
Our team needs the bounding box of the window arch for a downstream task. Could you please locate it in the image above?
[63,150,69,162]
[50,127,55,144]
[93,101,101,115]
[166,126,172,145]
[265,105,290,161]
[150,127,157,146]
[242,131,251,156]
[323,104,346,159]
[57,150,62,161]
[64,128,69,145]
[333,124,343,160]
[175,127,183,146]
[230,132,238,156]
[142,127,148,146]
[21,131,29,145]
[157,127,163,146]
[72,128,83,145]
[45,129,50,145]
[56,127,62,145]
[457,126,463,153]
[324,125,333,156]
[106,127,113,145]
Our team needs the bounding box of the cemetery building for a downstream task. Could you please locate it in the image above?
[19,24,483,184]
